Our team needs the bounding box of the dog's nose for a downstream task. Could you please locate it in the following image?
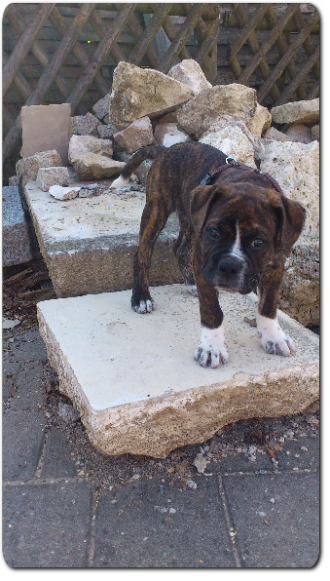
[218,255,243,277]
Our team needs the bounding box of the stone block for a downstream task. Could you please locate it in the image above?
[36,167,70,192]
[200,125,257,168]
[37,285,319,458]
[271,98,319,125]
[16,150,62,181]
[113,117,154,153]
[96,124,117,139]
[285,124,312,144]
[92,93,111,121]
[167,59,212,95]
[311,125,319,141]
[69,152,125,180]
[71,112,101,136]
[263,127,289,142]
[3,186,33,266]
[154,123,190,147]
[21,104,71,165]
[68,134,113,161]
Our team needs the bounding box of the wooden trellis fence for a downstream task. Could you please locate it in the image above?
[2,3,320,179]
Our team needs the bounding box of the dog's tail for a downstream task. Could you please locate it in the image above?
[111,145,166,188]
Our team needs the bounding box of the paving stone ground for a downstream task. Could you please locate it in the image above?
[3,322,320,569]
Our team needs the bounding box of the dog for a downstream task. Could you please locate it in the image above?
[111,142,306,368]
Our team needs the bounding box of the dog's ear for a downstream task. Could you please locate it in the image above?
[270,193,306,256]
[190,184,230,234]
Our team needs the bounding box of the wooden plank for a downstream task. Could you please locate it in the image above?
[2,50,32,102]
[223,9,320,32]
[134,4,219,20]
[257,9,320,103]
[89,8,127,65]
[196,16,220,66]
[228,3,271,63]
[158,4,207,73]
[124,9,160,68]
[161,17,191,61]
[182,3,218,82]
[66,4,136,114]
[3,3,96,162]
[274,47,320,106]
[293,8,319,79]
[307,82,319,100]
[48,6,109,99]
[237,3,300,85]
[128,4,173,66]
[2,3,55,96]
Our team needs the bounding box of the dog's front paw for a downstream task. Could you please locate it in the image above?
[131,296,155,314]
[194,325,228,368]
[257,314,295,357]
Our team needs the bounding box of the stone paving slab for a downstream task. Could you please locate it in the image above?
[23,179,181,297]
[37,284,319,458]
[3,186,33,266]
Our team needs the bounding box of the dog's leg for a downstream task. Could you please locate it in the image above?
[173,226,197,296]
[193,246,228,368]
[257,270,295,356]
[132,201,169,314]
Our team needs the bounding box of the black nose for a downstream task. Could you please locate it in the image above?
[218,255,243,277]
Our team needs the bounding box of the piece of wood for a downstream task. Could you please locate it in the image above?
[228,3,271,63]
[124,9,160,68]
[161,17,191,62]
[223,9,320,33]
[2,3,55,96]
[128,4,173,66]
[195,16,220,67]
[275,47,320,106]
[306,82,319,100]
[89,8,127,65]
[2,50,31,102]
[293,8,319,79]
[134,3,219,20]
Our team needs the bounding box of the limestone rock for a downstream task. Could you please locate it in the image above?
[263,127,289,142]
[36,166,70,192]
[68,135,113,161]
[154,123,190,147]
[16,150,62,180]
[177,83,257,139]
[311,125,319,141]
[285,124,312,144]
[260,140,319,239]
[271,98,319,125]
[247,103,272,138]
[113,117,154,154]
[3,186,33,266]
[92,93,111,122]
[167,59,212,95]
[49,185,81,201]
[70,152,126,180]
[200,125,256,168]
[200,116,265,161]
[71,112,101,136]
[108,62,194,128]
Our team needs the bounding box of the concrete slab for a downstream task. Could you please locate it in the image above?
[21,104,71,165]
[3,186,33,266]
[23,180,181,297]
[37,285,319,458]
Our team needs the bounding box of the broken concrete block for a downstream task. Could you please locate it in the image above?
[69,152,126,180]
[92,93,112,121]
[37,285,319,458]
[16,150,62,181]
[3,186,33,266]
[263,127,289,142]
[36,167,70,192]
[154,123,190,147]
[68,135,113,161]
[108,62,194,128]
[285,124,312,144]
[71,112,101,136]
[21,103,72,165]
[200,125,257,168]
[96,124,117,139]
[311,125,319,141]
[49,185,81,201]
[113,117,154,154]
[271,98,319,125]
[167,59,212,95]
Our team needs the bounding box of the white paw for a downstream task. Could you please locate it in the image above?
[187,284,198,297]
[194,325,228,368]
[133,299,155,314]
[256,313,295,356]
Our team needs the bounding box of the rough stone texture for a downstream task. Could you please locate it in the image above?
[260,140,319,239]
[311,124,319,141]
[200,116,265,162]
[21,103,71,165]
[263,127,289,142]
[248,103,272,138]
[113,116,154,154]
[154,123,190,147]
[68,134,113,161]
[3,186,33,266]
[285,124,312,144]
[260,140,319,326]
[37,285,319,458]
[167,59,212,95]
[70,152,125,180]
[36,167,70,192]
[71,112,101,136]
[200,125,257,168]
[177,84,258,139]
[96,123,117,139]
[92,93,111,121]
[16,150,62,181]
[49,185,81,201]
[108,62,194,128]
[8,176,19,186]
[271,98,319,125]
[22,180,181,297]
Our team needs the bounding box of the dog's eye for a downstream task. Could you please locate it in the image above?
[251,238,265,249]
[208,228,220,240]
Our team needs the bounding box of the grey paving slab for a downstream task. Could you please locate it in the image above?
[2,481,93,568]
[93,476,235,568]
[2,185,33,266]
[41,426,79,479]
[222,472,319,567]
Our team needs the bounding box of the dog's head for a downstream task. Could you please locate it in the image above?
[190,182,306,294]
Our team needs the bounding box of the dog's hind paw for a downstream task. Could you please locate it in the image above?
[132,299,155,314]
[194,325,228,368]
